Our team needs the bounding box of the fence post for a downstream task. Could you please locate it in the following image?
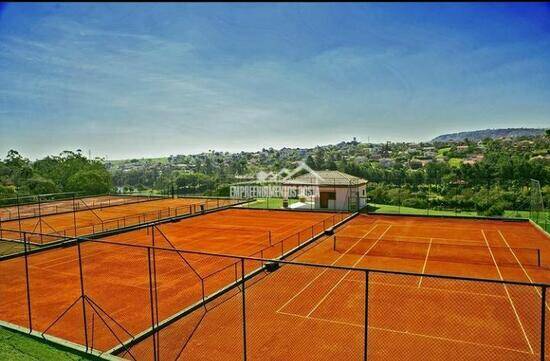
[76,239,89,351]
[426,183,432,216]
[16,194,23,234]
[23,233,33,332]
[72,195,77,238]
[37,195,43,244]
[541,285,546,361]
[398,178,401,214]
[241,259,247,361]
[147,247,158,361]
[364,270,369,361]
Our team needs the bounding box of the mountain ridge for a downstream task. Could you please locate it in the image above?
[431,128,547,142]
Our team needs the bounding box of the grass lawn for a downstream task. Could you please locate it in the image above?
[368,203,549,231]
[369,203,531,217]
[245,198,302,209]
[448,157,463,167]
[0,326,97,360]
[437,147,451,156]
[368,203,478,217]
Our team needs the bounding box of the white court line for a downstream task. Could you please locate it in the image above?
[276,223,380,313]
[306,225,392,317]
[418,237,432,288]
[497,230,550,312]
[334,232,483,246]
[276,310,534,356]
[481,229,534,354]
[382,223,494,232]
[344,278,508,299]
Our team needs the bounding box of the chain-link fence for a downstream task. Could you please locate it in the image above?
[0,193,163,222]
[0,197,248,257]
[0,221,547,361]
[366,177,549,232]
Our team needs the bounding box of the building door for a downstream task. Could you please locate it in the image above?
[320,192,336,208]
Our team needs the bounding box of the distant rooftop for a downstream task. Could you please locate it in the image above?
[284,170,367,186]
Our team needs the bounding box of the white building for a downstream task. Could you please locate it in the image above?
[283,170,367,211]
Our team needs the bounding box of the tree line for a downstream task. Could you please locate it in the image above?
[0,150,112,199]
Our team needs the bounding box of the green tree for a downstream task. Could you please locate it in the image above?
[66,169,112,195]
[22,176,58,194]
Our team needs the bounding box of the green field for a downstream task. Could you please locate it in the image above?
[437,147,451,156]
[448,157,463,167]
[244,198,303,209]
[368,203,549,231]
[368,203,532,217]
[0,326,97,360]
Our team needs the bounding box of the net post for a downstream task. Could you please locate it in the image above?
[538,249,541,268]
[541,285,546,361]
[333,236,336,251]
[23,232,33,332]
[268,231,272,246]
[364,270,369,361]
[240,258,247,361]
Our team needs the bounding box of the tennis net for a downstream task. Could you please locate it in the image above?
[333,235,542,268]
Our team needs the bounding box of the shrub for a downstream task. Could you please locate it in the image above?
[480,202,505,217]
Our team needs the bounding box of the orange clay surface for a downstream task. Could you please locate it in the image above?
[0,195,152,221]
[131,214,550,361]
[0,208,342,355]
[0,197,237,243]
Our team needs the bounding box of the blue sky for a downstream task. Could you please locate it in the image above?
[0,3,549,160]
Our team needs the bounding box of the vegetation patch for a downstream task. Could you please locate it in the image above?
[0,326,96,360]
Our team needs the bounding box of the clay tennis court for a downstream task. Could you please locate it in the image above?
[0,208,344,355]
[0,194,154,221]
[0,211,549,360]
[0,197,239,244]
[124,214,550,361]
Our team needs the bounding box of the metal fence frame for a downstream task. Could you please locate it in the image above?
[2,214,548,361]
[365,177,550,232]
[0,193,166,222]
[0,197,251,258]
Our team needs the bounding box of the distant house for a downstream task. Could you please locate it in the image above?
[283,170,367,211]
[423,150,437,158]
[417,159,433,167]
[354,156,368,164]
[530,155,550,162]
[379,158,394,168]
[463,154,484,165]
